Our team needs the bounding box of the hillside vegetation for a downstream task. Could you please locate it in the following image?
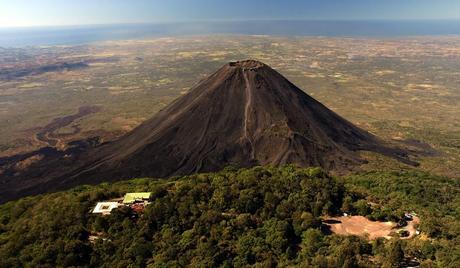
[0,166,458,267]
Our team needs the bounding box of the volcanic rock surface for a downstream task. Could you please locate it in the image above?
[0,60,415,203]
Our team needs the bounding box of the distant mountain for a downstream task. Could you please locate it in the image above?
[0,60,415,203]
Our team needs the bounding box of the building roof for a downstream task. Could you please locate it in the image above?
[92,202,121,214]
[123,192,151,204]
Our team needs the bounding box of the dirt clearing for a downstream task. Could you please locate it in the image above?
[324,215,421,240]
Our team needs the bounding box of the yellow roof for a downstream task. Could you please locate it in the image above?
[123,192,151,204]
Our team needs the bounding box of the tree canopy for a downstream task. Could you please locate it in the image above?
[0,166,458,267]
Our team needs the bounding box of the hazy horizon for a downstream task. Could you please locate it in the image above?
[2,18,460,30]
[2,0,460,28]
[1,19,460,48]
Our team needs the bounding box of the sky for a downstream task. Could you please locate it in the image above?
[1,0,460,28]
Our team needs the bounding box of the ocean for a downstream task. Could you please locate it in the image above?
[1,20,460,47]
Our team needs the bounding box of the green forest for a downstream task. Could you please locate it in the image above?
[0,166,458,267]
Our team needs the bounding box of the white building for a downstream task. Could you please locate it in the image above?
[92,202,121,215]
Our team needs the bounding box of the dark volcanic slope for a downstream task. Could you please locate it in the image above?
[0,60,414,203]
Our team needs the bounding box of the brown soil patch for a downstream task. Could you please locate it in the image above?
[325,215,421,240]
[325,216,396,240]
[14,154,44,171]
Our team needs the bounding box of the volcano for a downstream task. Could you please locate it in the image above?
[0,60,415,203]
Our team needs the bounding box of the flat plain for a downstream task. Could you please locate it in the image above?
[1,35,459,177]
